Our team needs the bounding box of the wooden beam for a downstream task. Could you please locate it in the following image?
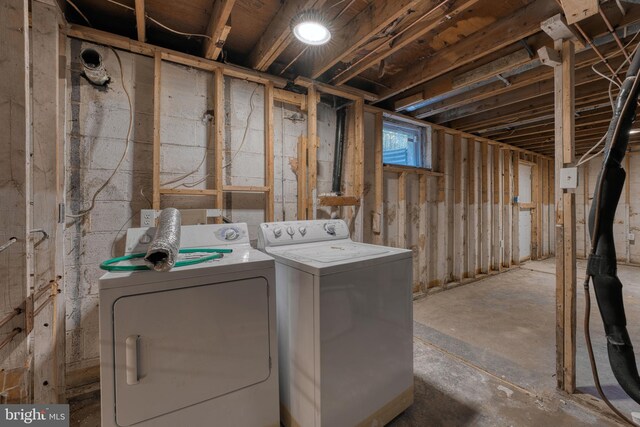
[453,134,465,280]
[503,149,513,268]
[562,0,598,25]
[210,25,231,60]
[160,188,218,196]
[307,86,318,217]
[32,0,64,403]
[309,0,423,79]
[274,88,306,107]
[135,0,145,42]
[419,174,428,291]
[410,39,631,119]
[214,68,224,223]
[297,136,308,219]
[398,172,407,248]
[265,82,275,221]
[377,0,560,100]
[541,13,584,47]
[152,52,162,210]
[493,146,503,271]
[481,141,491,273]
[294,76,378,102]
[538,46,561,67]
[373,112,384,244]
[452,49,531,89]
[203,0,236,60]
[467,139,477,278]
[248,0,324,71]
[318,196,360,206]
[333,0,482,85]
[66,24,288,87]
[554,38,577,393]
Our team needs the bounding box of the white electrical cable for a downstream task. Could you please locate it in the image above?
[104,0,212,40]
[578,34,640,166]
[67,49,133,218]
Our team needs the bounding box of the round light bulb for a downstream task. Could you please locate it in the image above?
[293,21,331,45]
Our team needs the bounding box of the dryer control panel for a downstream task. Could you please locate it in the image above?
[125,223,250,255]
[257,220,350,249]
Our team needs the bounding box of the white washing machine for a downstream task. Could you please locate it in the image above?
[99,223,279,427]
[257,220,413,427]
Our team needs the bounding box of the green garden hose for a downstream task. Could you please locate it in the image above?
[100,248,233,272]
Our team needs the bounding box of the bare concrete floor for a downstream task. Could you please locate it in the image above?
[390,258,640,426]
[71,258,640,426]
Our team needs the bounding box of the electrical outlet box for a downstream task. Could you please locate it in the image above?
[141,209,158,227]
[630,233,636,243]
[560,167,579,189]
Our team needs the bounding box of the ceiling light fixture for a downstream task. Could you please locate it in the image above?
[292,11,331,46]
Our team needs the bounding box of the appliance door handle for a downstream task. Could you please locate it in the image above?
[125,335,140,385]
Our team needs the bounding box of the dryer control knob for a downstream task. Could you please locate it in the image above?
[286,226,295,236]
[224,228,238,241]
[298,226,307,236]
[324,223,336,235]
[273,227,282,238]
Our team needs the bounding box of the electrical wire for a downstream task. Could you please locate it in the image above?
[221,84,260,170]
[67,48,132,218]
[104,0,213,40]
[578,34,640,166]
[66,0,92,26]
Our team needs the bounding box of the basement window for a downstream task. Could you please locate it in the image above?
[382,121,431,169]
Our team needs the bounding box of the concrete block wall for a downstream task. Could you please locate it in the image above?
[576,151,640,264]
[64,40,337,380]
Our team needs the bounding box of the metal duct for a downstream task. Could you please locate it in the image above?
[144,208,181,272]
[80,48,110,86]
[331,108,347,194]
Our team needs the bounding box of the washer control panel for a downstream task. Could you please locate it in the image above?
[257,220,350,249]
[125,223,250,254]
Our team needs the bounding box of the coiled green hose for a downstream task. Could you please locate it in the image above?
[100,248,233,272]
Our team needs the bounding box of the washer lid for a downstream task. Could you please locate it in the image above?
[279,242,390,263]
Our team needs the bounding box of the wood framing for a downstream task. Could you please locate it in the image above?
[264,82,275,221]
[480,141,491,273]
[152,52,162,210]
[467,138,477,278]
[248,0,325,71]
[308,0,423,79]
[214,68,224,223]
[307,86,318,218]
[32,0,65,403]
[297,136,308,219]
[453,134,465,281]
[377,0,561,100]
[203,0,236,60]
[372,112,384,244]
[134,0,145,42]
[554,38,577,393]
[398,172,407,249]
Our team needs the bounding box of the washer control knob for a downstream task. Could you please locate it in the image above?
[286,226,295,236]
[324,223,336,235]
[273,227,282,238]
[224,228,238,241]
[298,226,307,236]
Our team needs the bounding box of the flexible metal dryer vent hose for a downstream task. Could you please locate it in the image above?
[144,208,181,272]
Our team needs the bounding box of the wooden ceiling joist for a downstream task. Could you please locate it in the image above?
[331,0,482,85]
[294,76,378,102]
[376,0,561,101]
[308,0,424,79]
[134,0,145,42]
[248,0,325,72]
[429,59,625,124]
[203,0,236,60]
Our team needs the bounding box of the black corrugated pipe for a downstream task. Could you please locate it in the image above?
[586,40,640,420]
[332,108,347,194]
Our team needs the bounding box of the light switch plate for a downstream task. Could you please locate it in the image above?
[560,167,579,189]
